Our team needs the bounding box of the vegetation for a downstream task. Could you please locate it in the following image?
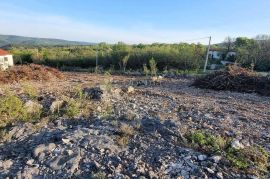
[2,35,269,72]
[9,42,206,72]
[116,123,135,146]
[185,131,227,153]
[0,91,42,126]
[21,82,38,99]
[184,131,269,175]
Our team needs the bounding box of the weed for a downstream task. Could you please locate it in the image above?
[21,83,38,99]
[143,64,150,77]
[134,120,141,130]
[226,146,269,175]
[116,123,135,146]
[149,57,157,77]
[184,130,269,176]
[120,123,135,136]
[0,91,43,126]
[91,171,106,179]
[73,84,85,100]
[98,100,113,118]
[116,136,130,146]
[63,99,80,118]
[185,131,227,153]
[122,54,130,72]
[111,120,118,127]
[0,92,25,126]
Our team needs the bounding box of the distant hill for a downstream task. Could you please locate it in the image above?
[0,34,93,47]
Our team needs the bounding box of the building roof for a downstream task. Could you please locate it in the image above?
[0,49,11,56]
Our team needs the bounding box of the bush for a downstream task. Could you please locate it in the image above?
[149,57,157,76]
[184,131,269,176]
[0,92,42,126]
[62,99,80,118]
[185,131,227,153]
[21,82,38,99]
[226,146,269,175]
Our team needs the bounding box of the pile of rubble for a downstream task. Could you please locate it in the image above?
[0,64,64,84]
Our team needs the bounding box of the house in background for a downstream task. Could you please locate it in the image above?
[208,49,236,60]
[208,48,237,70]
[0,49,14,70]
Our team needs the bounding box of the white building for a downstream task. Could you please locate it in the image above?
[0,49,14,70]
[209,50,236,60]
[208,50,221,59]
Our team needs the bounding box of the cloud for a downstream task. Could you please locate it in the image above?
[0,6,252,44]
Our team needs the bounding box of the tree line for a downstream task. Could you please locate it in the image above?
[8,35,270,72]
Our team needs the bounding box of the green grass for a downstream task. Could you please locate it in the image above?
[62,99,80,118]
[184,131,269,176]
[21,83,38,99]
[185,131,227,153]
[226,146,269,174]
[0,91,43,126]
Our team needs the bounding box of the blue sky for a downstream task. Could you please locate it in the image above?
[1,0,270,44]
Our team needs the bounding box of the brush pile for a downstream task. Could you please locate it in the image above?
[0,64,64,84]
[193,65,270,96]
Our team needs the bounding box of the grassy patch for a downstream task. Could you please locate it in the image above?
[21,82,38,99]
[184,131,269,176]
[91,171,106,179]
[0,91,43,126]
[185,131,227,153]
[62,99,80,118]
[226,146,269,175]
[116,123,135,146]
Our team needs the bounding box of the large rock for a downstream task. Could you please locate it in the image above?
[24,100,43,114]
[50,100,65,113]
[231,140,244,149]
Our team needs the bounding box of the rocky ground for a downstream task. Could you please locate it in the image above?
[0,72,270,178]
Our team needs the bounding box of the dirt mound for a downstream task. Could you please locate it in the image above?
[193,65,270,96]
[0,64,64,84]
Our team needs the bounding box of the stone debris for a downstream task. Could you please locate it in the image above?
[0,73,269,178]
[231,139,245,150]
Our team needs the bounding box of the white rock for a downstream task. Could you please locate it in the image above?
[205,167,215,174]
[26,159,34,166]
[211,155,222,163]
[216,172,223,179]
[198,155,207,161]
[2,159,13,170]
[127,86,135,94]
[231,140,244,149]
[50,100,64,113]
[62,138,71,144]
[24,100,43,114]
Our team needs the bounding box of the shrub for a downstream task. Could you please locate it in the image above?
[143,64,150,77]
[116,123,135,146]
[149,57,157,76]
[185,131,269,176]
[185,131,227,153]
[0,92,43,126]
[21,83,38,99]
[63,99,80,118]
[226,146,269,175]
[120,123,134,136]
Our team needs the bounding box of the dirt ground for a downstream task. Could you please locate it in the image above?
[3,72,270,148]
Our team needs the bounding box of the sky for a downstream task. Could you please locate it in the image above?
[0,0,270,44]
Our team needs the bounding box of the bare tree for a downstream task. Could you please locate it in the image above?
[224,36,235,52]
